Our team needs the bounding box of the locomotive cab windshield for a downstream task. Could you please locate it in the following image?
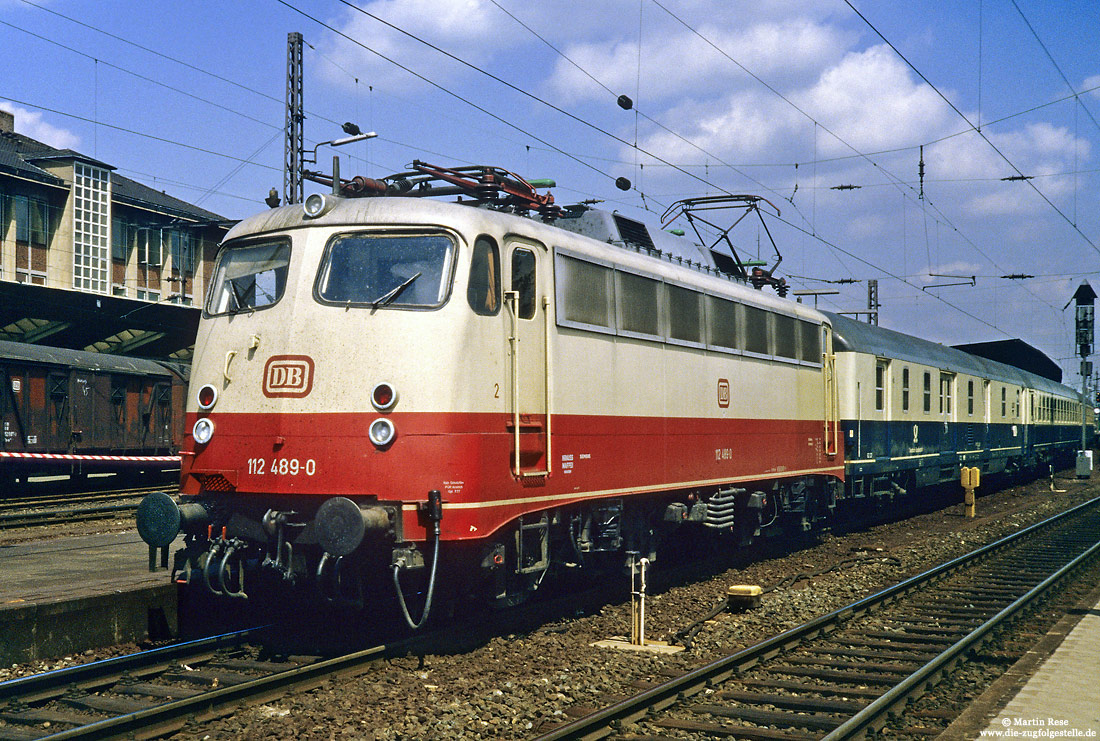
[316,233,455,308]
[207,240,290,315]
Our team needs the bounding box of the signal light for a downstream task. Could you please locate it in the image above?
[371,382,398,412]
[197,384,217,410]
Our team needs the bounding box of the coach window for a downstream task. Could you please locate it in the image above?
[940,373,953,418]
[875,361,887,412]
[923,372,932,413]
[1001,387,1007,417]
[467,237,500,316]
[901,367,910,413]
[511,248,537,319]
[967,380,974,416]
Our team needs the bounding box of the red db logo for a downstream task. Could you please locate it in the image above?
[717,379,730,408]
[263,355,315,398]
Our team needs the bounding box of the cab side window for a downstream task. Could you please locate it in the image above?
[511,248,536,319]
[467,237,500,316]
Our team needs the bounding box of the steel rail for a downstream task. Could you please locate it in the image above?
[533,495,1100,741]
[823,535,1100,739]
[0,627,270,704]
[36,634,427,740]
[0,502,142,529]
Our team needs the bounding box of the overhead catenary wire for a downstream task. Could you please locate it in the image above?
[842,0,1100,258]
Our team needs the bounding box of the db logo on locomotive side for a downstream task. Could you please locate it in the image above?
[262,355,315,398]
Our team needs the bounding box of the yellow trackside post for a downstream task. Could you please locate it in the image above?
[961,466,980,518]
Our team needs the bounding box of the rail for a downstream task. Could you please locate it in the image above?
[534,495,1100,740]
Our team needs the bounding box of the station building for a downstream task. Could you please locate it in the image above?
[0,108,231,360]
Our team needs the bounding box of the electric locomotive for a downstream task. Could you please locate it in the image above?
[136,163,843,623]
[136,161,1090,626]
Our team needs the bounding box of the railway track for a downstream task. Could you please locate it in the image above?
[0,486,170,530]
[0,625,423,741]
[535,495,1100,741]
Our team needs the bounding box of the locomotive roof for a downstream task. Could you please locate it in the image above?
[226,194,718,271]
[823,312,1075,398]
[0,339,188,381]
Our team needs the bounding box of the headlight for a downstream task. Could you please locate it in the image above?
[303,193,331,218]
[368,418,395,448]
[193,418,215,445]
[196,384,218,410]
[371,382,398,412]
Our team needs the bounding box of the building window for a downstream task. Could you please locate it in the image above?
[137,228,163,266]
[901,367,910,413]
[13,194,49,245]
[169,229,194,274]
[72,163,110,293]
[111,217,131,261]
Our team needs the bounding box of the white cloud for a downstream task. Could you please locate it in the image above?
[319,0,523,91]
[545,17,853,106]
[1085,74,1100,99]
[795,45,952,155]
[0,103,81,150]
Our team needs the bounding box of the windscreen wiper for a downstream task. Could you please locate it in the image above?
[371,272,421,309]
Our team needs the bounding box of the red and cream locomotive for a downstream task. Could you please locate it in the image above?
[137,161,1087,626]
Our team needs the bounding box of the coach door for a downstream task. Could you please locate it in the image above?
[505,238,551,479]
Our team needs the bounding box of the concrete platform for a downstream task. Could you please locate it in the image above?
[980,594,1100,735]
[0,533,177,665]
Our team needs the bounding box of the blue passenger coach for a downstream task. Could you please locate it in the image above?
[825,312,1087,499]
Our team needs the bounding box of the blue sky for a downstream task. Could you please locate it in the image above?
[3,0,1099,382]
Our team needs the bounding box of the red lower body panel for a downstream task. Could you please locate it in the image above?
[182,411,843,541]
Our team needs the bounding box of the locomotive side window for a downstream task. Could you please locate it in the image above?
[707,296,739,350]
[617,271,660,337]
[511,248,538,320]
[558,254,610,327]
[667,284,703,344]
[743,305,769,355]
[467,237,500,316]
[798,320,821,363]
[208,240,290,315]
[773,313,797,359]
[317,233,454,308]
